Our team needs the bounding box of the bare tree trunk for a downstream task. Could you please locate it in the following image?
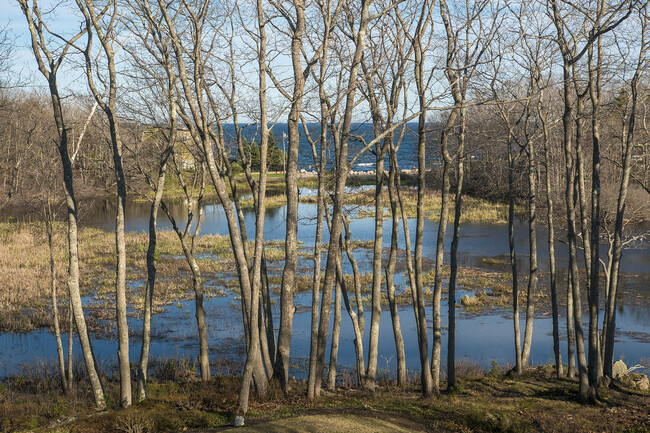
[276,0,306,392]
[586,27,605,394]
[567,275,576,378]
[136,155,168,401]
[336,250,366,383]
[392,141,430,395]
[76,0,131,406]
[193,268,210,381]
[260,256,276,372]
[312,0,372,399]
[386,154,406,387]
[404,0,436,398]
[508,137,522,375]
[65,146,105,408]
[18,0,106,408]
[542,121,563,378]
[603,14,646,377]
[259,300,273,381]
[304,3,340,395]
[520,135,538,368]
[237,0,271,412]
[574,96,592,287]
[161,160,210,381]
[342,216,365,333]
[570,90,592,403]
[47,215,68,394]
[431,117,453,393]
[549,1,595,400]
[567,138,589,402]
[365,122,385,391]
[384,266,406,387]
[307,121,326,399]
[68,299,73,388]
[439,0,496,389]
[533,79,563,377]
[447,103,466,388]
[327,277,342,391]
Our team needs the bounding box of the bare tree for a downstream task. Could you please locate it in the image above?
[438,0,499,389]
[17,0,105,409]
[75,0,132,406]
[549,0,637,401]
[264,0,318,392]
[395,0,436,397]
[121,0,181,398]
[310,0,374,398]
[601,3,648,380]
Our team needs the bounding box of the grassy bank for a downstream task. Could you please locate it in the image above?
[135,169,517,223]
[0,220,607,334]
[0,222,244,333]
[1,362,648,432]
[298,187,520,223]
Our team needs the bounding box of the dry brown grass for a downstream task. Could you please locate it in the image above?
[0,224,65,331]
[0,222,242,332]
[301,188,521,223]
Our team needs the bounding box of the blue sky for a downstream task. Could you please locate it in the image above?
[3,0,88,92]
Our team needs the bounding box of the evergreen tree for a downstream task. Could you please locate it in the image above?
[241,131,285,171]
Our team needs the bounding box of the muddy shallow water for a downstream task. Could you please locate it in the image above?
[1,192,648,378]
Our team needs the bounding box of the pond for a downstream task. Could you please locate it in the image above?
[1,190,648,379]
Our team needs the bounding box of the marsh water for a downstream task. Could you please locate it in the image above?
[1,189,648,378]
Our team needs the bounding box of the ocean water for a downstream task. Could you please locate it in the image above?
[221,122,436,172]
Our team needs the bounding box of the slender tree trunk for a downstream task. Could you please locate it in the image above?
[77,0,132,403]
[603,27,644,377]
[47,217,68,394]
[137,156,168,401]
[542,116,563,378]
[568,84,591,402]
[67,299,73,388]
[365,122,385,391]
[193,270,210,380]
[307,122,326,400]
[567,275,576,378]
[587,37,603,396]
[508,138,522,374]
[327,277,342,391]
[18,1,105,404]
[336,251,366,383]
[574,96,592,288]
[312,1,371,399]
[566,118,589,403]
[392,146,430,395]
[521,136,538,368]
[260,256,276,369]
[448,105,466,388]
[432,111,456,393]
[276,0,306,392]
[237,0,271,411]
[64,157,105,408]
[384,266,406,387]
[386,154,406,387]
[412,13,437,396]
[162,161,210,381]
[343,216,364,333]
[259,300,273,381]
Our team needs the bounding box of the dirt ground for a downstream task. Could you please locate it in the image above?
[217,413,425,432]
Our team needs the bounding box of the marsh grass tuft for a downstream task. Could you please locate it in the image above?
[115,412,154,433]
